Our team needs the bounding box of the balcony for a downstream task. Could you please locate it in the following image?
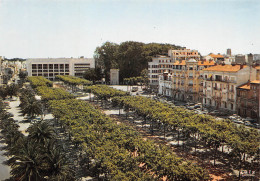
[206,87,211,91]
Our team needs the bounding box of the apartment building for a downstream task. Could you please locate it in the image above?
[26,58,95,80]
[204,53,224,64]
[158,59,215,102]
[202,64,256,113]
[148,48,200,88]
[237,80,260,120]
[148,55,173,87]
[168,48,200,61]
[255,66,260,80]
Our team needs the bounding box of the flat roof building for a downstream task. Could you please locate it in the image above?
[26,58,95,80]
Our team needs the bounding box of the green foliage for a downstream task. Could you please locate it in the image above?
[85,85,129,100]
[49,98,209,180]
[83,67,103,84]
[56,75,92,85]
[111,95,260,166]
[27,76,53,88]
[0,99,74,180]
[36,86,74,101]
[94,41,181,81]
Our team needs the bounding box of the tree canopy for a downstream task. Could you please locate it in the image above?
[94,41,182,82]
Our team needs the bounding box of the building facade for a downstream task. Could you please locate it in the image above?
[26,58,95,80]
[148,55,173,87]
[237,80,260,120]
[148,48,200,89]
[202,65,256,113]
[158,59,215,102]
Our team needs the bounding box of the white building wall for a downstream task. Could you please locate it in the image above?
[26,58,94,80]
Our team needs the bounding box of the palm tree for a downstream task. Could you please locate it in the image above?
[27,121,55,146]
[7,84,19,98]
[44,146,74,181]
[22,99,43,120]
[9,141,44,181]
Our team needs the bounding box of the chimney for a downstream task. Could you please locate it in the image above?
[240,64,243,69]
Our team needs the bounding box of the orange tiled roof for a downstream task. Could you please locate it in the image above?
[209,53,224,58]
[255,66,260,70]
[203,64,247,72]
[173,60,186,65]
[198,60,215,66]
[238,82,250,90]
[251,80,260,84]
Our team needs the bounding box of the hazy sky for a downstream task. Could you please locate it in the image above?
[0,0,259,58]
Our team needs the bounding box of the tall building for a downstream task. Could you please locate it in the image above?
[158,59,215,102]
[26,58,95,80]
[227,48,231,56]
[148,48,200,89]
[202,64,257,113]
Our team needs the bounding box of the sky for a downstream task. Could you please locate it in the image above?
[0,0,259,58]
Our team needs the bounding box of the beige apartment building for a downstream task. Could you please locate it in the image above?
[158,59,215,102]
[148,48,200,88]
[202,64,256,113]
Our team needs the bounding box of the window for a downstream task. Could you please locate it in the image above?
[49,64,53,69]
[32,64,37,69]
[43,64,48,69]
[38,64,42,69]
[54,64,59,69]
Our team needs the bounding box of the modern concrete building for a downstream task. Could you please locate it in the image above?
[148,55,173,87]
[202,64,256,113]
[26,58,95,80]
[236,80,260,120]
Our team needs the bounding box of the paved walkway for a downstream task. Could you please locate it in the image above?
[0,96,54,180]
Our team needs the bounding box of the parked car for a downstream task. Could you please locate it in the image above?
[209,110,220,116]
[131,87,138,92]
[194,105,201,109]
[187,106,194,110]
[244,121,252,127]
[233,120,244,124]
[251,123,260,129]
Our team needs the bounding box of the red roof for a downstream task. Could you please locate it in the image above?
[238,82,250,90]
[203,64,247,72]
[209,53,224,58]
[198,60,215,66]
